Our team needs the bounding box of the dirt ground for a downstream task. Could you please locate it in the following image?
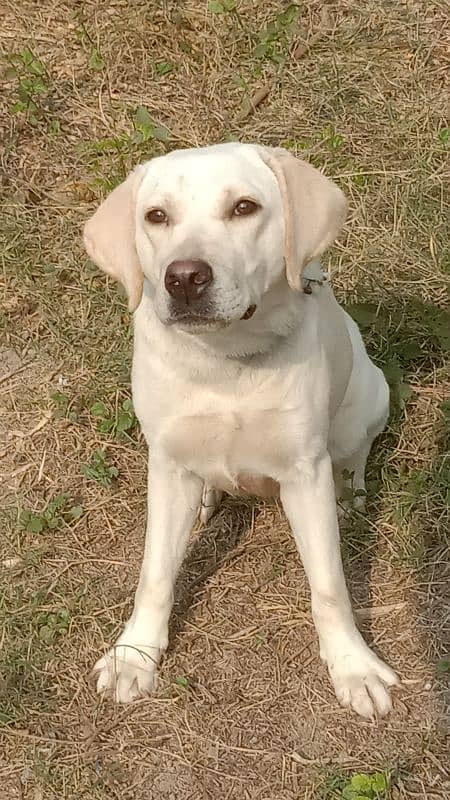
[1,1,449,798]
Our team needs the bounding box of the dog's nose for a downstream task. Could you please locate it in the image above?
[164,259,213,304]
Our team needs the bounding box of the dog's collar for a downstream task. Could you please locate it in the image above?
[302,262,329,295]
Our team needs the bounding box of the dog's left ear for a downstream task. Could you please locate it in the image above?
[83,165,146,312]
[259,147,347,290]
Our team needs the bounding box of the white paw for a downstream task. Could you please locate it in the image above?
[325,642,399,718]
[198,486,223,524]
[93,638,160,703]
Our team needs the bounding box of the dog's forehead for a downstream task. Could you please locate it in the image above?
[140,143,271,197]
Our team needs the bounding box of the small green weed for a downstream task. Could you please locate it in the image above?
[321,770,390,799]
[88,47,104,71]
[382,361,414,411]
[281,138,310,152]
[51,390,70,417]
[437,658,450,674]
[208,0,237,13]
[254,4,300,64]
[322,126,345,151]
[351,169,370,188]
[81,105,170,191]
[390,468,429,523]
[19,494,83,534]
[51,390,85,423]
[69,9,105,71]
[345,299,449,411]
[4,47,49,124]
[90,397,136,438]
[36,608,70,644]
[174,675,190,689]
[438,127,449,145]
[82,448,118,487]
[155,61,174,77]
[131,105,170,145]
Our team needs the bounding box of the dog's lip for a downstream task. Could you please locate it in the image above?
[167,305,257,328]
[167,314,223,326]
[241,304,257,321]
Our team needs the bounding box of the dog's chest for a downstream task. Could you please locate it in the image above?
[133,317,332,496]
[160,403,303,494]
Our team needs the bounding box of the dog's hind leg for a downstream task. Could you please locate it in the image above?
[199,484,223,524]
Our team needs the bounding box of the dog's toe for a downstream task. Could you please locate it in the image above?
[93,642,159,703]
[326,641,399,718]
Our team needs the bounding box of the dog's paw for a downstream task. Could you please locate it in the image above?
[93,640,160,703]
[325,642,399,718]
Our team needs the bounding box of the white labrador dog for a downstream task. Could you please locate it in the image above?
[84,142,399,717]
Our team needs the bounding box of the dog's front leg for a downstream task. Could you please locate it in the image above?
[94,455,203,703]
[280,452,398,718]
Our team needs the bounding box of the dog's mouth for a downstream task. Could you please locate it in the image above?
[168,305,257,332]
[177,320,230,334]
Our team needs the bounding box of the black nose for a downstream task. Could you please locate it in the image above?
[164,259,213,305]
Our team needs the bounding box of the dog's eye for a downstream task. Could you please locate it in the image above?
[232,199,259,217]
[145,208,167,224]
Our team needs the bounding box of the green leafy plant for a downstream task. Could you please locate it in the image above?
[88,47,104,70]
[351,169,370,188]
[90,397,136,438]
[155,61,174,76]
[81,105,171,193]
[437,658,450,673]
[36,608,70,643]
[51,391,84,423]
[438,127,449,145]
[254,4,299,63]
[4,47,49,124]
[342,772,389,799]
[208,0,236,12]
[382,360,414,410]
[51,390,70,418]
[19,494,83,534]
[322,771,390,799]
[174,675,190,689]
[82,448,118,487]
[322,126,345,151]
[131,105,170,144]
[281,138,310,151]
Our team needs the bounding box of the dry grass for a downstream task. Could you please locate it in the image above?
[1,1,449,798]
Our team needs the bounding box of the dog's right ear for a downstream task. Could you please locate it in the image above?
[83,166,146,312]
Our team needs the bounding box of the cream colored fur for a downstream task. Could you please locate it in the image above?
[83,143,398,718]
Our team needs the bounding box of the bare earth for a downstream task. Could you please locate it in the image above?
[0,2,449,798]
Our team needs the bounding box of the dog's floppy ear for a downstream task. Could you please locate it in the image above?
[83,166,146,312]
[259,147,347,290]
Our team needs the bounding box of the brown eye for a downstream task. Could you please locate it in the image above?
[145,208,167,224]
[233,199,259,217]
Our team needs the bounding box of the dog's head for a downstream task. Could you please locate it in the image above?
[83,143,347,332]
